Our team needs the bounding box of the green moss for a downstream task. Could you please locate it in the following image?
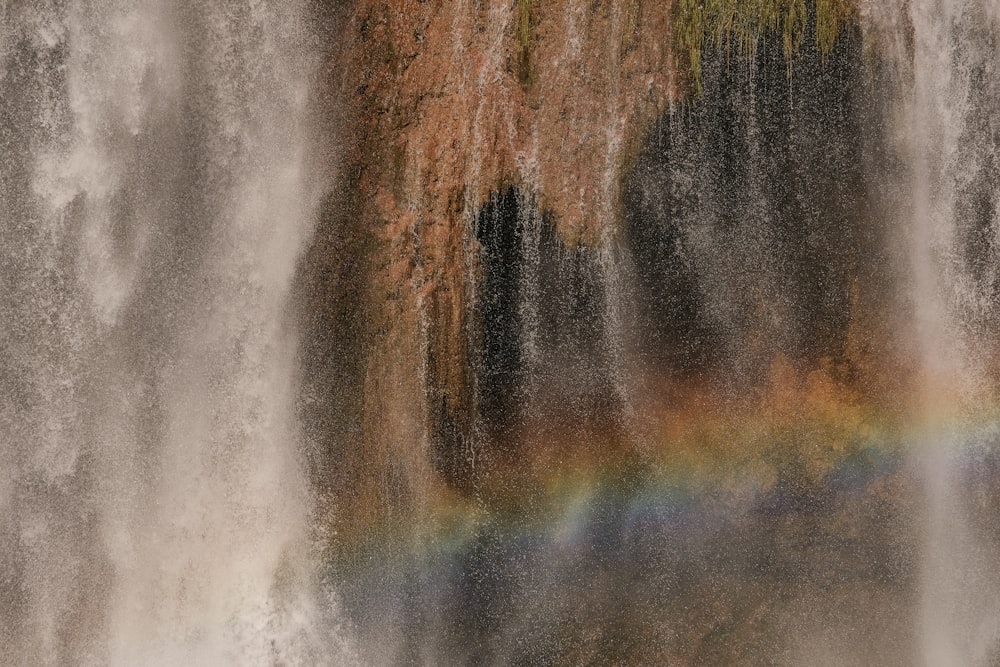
[515,0,533,87]
[622,0,642,54]
[674,0,857,92]
[814,0,856,59]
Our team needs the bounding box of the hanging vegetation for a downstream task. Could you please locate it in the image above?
[674,0,857,91]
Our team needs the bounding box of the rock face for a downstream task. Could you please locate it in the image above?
[301,0,678,525]
[296,1,951,662]
[299,0,887,543]
[626,6,896,389]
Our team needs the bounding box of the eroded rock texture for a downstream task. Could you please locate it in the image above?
[299,0,896,547]
[301,0,678,522]
[295,2,951,662]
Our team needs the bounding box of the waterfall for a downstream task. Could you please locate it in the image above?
[7,0,1000,664]
[884,0,1000,663]
[0,2,349,664]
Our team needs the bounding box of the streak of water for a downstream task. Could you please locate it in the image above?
[888,0,1000,662]
[0,2,349,664]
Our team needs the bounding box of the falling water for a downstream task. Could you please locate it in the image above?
[894,0,1000,663]
[0,2,348,664]
[6,0,1000,664]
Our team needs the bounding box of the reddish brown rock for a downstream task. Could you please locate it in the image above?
[307,0,903,540]
[312,0,678,518]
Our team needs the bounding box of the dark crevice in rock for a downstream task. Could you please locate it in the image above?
[428,187,623,494]
[625,8,882,388]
